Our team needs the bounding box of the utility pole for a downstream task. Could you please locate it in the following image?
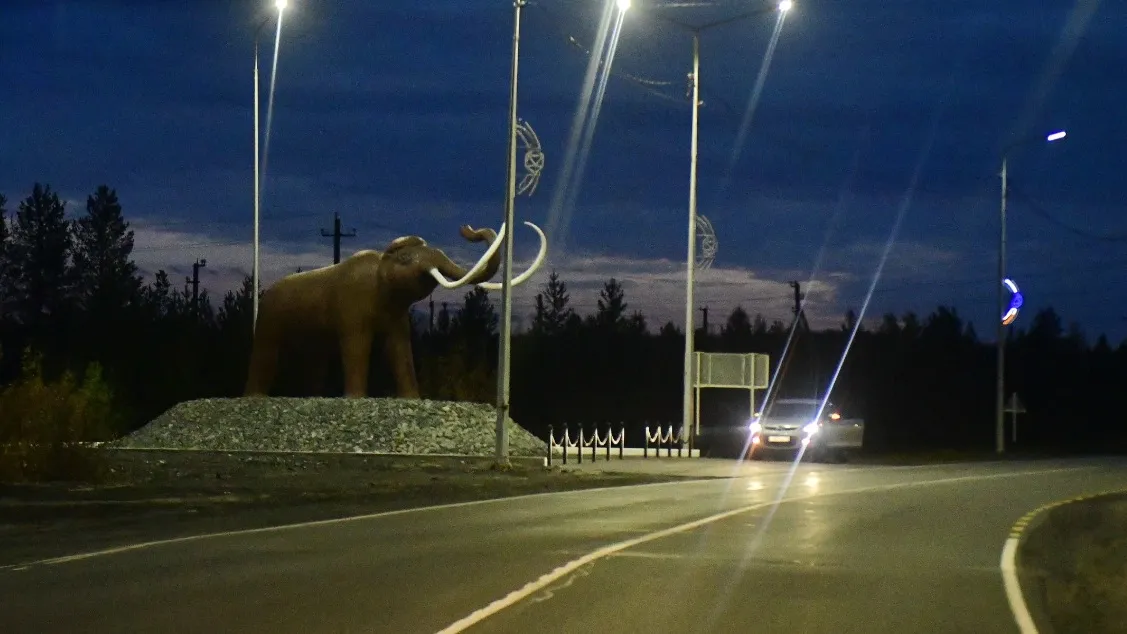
[699,306,709,335]
[320,212,357,264]
[791,280,816,396]
[186,258,207,321]
[790,281,809,330]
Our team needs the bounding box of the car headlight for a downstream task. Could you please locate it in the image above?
[749,421,762,433]
[802,422,820,435]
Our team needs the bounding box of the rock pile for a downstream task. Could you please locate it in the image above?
[113,397,546,457]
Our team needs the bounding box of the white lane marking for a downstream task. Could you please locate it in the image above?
[6,462,926,569]
[435,467,1085,633]
[531,565,592,603]
[10,478,725,569]
[1000,538,1038,633]
[1,462,1084,571]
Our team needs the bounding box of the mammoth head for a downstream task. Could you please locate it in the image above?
[381,221,547,297]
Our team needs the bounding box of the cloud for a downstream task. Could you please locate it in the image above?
[127,223,848,332]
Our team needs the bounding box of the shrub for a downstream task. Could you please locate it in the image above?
[0,348,118,483]
[419,341,495,403]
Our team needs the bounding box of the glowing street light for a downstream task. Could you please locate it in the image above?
[617,0,632,11]
[253,0,289,333]
[640,0,792,448]
[994,127,1067,454]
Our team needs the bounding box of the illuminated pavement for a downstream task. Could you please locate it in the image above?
[2,458,1125,633]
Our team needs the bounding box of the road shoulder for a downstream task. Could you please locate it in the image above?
[0,449,706,567]
[1010,490,1127,634]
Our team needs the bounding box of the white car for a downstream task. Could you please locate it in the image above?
[748,397,864,462]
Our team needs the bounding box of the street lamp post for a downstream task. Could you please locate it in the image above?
[494,0,526,466]
[642,1,790,447]
[682,30,701,446]
[253,0,288,333]
[995,129,1066,454]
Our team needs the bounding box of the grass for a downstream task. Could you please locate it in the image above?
[1021,494,1127,634]
[0,348,119,483]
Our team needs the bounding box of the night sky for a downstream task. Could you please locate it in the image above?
[2,0,1124,340]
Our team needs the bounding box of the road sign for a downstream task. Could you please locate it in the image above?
[1004,393,1026,414]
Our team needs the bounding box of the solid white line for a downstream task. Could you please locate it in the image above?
[9,463,909,568]
[1000,538,1038,633]
[14,478,726,568]
[435,467,1083,633]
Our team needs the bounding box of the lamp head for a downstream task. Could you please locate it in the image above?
[275,0,288,11]
[778,0,794,11]
[1046,130,1066,142]
[616,0,631,11]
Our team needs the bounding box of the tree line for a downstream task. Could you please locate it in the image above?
[1,182,1124,453]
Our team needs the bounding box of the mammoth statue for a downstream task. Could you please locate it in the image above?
[244,221,547,399]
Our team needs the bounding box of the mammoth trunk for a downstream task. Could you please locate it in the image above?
[430,236,502,287]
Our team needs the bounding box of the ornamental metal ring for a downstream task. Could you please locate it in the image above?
[1002,277,1023,326]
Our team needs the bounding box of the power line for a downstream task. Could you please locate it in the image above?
[1008,185,1127,243]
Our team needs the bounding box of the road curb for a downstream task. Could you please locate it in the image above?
[100,447,548,469]
[1001,488,1127,634]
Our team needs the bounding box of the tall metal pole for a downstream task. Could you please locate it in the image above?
[253,33,261,333]
[495,0,524,466]
[682,32,701,444]
[995,156,1008,454]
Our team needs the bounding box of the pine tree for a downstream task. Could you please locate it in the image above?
[142,270,175,318]
[595,277,627,331]
[70,185,142,316]
[453,286,499,338]
[0,193,9,311]
[723,306,753,337]
[217,275,254,332]
[436,302,452,335]
[626,310,647,335]
[530,269,574,336]
[6,183,73,326]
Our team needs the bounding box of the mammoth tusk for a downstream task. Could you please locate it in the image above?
[428,268,461,289]
[476,221,548,290]
[427,223,506,289]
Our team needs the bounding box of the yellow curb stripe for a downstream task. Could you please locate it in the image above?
[1001,487,1127,633]
[1006,488,1127,541]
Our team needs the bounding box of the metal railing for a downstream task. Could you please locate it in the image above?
[644,424,687,458]
[546,422,691,465]
[547,424,625,466]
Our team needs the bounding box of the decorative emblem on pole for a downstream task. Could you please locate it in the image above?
[695,214,717,270]
[516,119,544,197]
[1002,277,1023,326]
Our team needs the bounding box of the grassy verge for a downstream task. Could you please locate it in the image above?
[0,348,118,484]
[1019,493,1127,634]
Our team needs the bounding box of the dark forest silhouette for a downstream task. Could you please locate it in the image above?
[1,183,1125,454]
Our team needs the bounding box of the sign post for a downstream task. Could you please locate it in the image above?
[1004,392,1026,444]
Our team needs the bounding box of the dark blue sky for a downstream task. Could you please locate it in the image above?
[2,0,1124,339]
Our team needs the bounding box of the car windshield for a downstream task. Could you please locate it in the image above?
[765,402,826,420]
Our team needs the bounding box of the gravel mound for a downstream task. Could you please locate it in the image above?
[114,397,547,457]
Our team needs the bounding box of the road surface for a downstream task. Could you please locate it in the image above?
[2,458,1125,633]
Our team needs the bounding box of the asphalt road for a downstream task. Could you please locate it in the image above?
[2,458,1126,633]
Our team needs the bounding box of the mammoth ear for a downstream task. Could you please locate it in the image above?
[386,236,426,254]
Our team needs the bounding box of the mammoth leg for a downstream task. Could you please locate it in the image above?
[305,349,330,396]
[340,330,374,398]
[245,329,281,396]
[385,316,420,399]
